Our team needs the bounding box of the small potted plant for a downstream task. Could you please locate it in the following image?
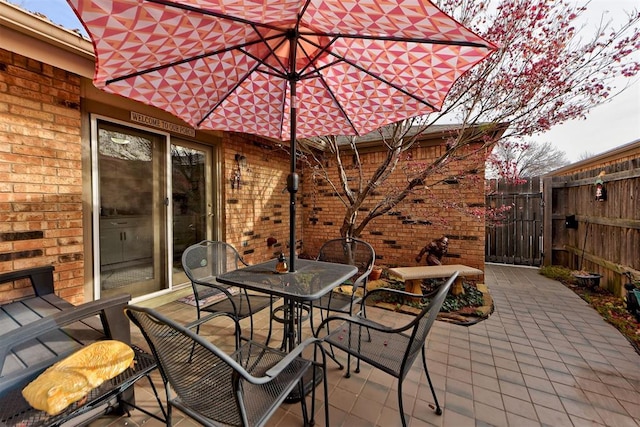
[369,265,383,281]
[571,270,601,288]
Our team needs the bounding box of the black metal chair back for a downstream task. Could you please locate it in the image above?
[181,240,274,340]
[312,238,376,366]
[126,305,327,427]
[317,238,375,295]
[317,271,459,426]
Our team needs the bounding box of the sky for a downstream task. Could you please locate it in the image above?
[529,0,640,162]
[10,0,640,163]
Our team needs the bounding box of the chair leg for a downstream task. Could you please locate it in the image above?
[166,392,174,427]
[326,329,344,370]
[421,346,442,415]
[247,310,255,341]
[195,306,203,335]
[310,302,345,370]
[323,330,345,371]
[397,384,408,427]
[325,350,345,371]
[321,358,330,426]
[262,298,275,346]
[309,343,329,426]
[318,318,344,371]
[308,368,316,427]
[354,324,365,375]
[343,325,359,378]
[143,372,168,422]
[298,378,310,427]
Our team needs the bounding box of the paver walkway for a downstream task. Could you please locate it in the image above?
[91,263,640,427]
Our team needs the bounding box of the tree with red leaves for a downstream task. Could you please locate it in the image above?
[300,0,639,239]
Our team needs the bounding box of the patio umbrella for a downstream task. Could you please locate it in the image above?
[66,0,496,271]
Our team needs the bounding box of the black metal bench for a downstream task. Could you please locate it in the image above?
[0,266,164,426]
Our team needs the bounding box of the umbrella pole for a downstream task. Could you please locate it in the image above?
[287,131,298,272]
[287,34,298,272]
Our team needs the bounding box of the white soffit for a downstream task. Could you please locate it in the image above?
[0,1,94,78]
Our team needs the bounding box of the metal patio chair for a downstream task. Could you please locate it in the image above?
[310,238,375,328]
[308,238,375,365]
[182,240,274,340]
[315,271,459,426]
[125,305,329,427]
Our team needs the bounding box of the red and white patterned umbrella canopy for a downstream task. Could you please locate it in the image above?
[66,0,496,141]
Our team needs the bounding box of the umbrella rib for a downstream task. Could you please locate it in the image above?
[247,24,290,78]
[104,35,283,85]
[338,53,439,110]
[301,31,495,50]
[296,35,339,77]
[147,0,492,49]
[315,73,360,135]
[195,61,263,128]
[195,25,292,127]
[295,36,359,134]
[236,37,291,79]
[195,26,297,128]
[144,0,286,33]
[299,36,440,111]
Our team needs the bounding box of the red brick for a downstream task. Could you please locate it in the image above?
[0,49,83,304]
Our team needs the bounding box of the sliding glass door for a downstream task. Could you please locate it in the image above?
[171,140,213,286]
[93,118,215,300]
[96,121,168,299]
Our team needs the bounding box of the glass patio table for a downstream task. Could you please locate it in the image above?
[217,258,357,350]
[217,258,357,402]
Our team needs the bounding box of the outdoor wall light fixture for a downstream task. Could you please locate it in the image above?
[235,153,247,167]
[595,171,607,202]
[231,154,247,190]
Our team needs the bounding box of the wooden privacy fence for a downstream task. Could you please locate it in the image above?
[542,142,640,296]
[485,178,543,266]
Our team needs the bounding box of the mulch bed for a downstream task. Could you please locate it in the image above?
[334,276,495,326]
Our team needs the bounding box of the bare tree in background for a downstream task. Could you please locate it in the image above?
[577,151,596,161]
[486,141,571,179]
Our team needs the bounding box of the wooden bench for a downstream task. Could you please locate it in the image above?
[388,264,483,296]
[0,266,164,427]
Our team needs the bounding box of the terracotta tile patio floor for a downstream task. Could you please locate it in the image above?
[89,264,640,427]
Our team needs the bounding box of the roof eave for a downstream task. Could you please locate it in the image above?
[0,1,94,78]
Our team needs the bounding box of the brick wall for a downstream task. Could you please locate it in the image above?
[301,142,488,271]
[0,48,84,304]
[221,133,303,264]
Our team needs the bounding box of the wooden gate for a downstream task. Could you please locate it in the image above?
[485,178,543,266]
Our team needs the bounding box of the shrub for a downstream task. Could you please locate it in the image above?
[539,265,576,284]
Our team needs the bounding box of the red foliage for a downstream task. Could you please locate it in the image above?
[437,0,639,141]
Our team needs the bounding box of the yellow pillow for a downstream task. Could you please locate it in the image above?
[22,340,135,415]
